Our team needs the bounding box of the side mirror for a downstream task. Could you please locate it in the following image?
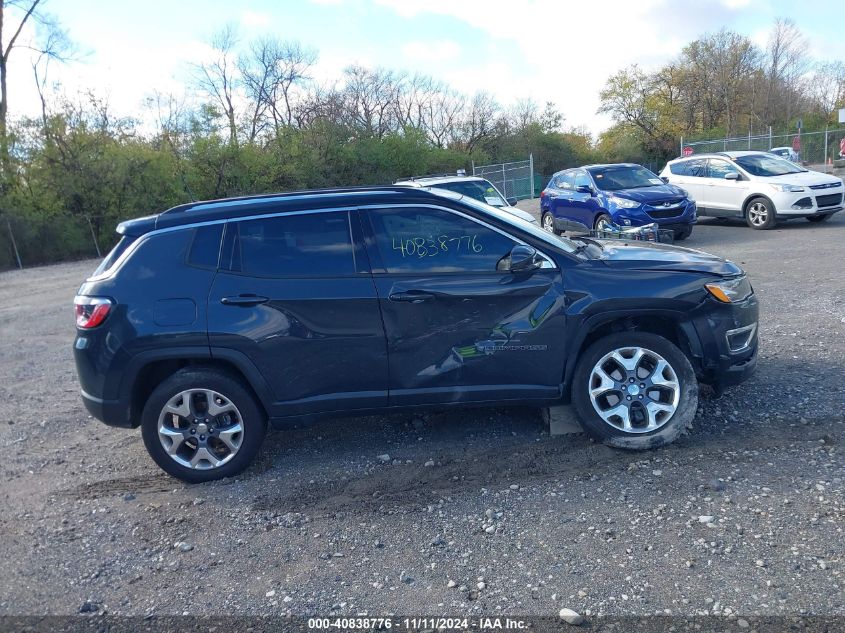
[724,172,740,180]
[660,176,669,184]
[506,196,518,206]
[555,218,591,234]
[575,185,593,195]
[508,244,542,273]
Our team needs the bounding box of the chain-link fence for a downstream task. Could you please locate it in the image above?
[682,128,845,171]
[472,155,536,200]
[0,212,108,271]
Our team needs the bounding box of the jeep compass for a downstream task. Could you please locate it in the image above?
[74,186,758,482]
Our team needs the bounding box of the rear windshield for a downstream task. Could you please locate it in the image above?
[434,180,506,206]
[588,166,662,191]
[92,235,137,277]
[734,154,806,176]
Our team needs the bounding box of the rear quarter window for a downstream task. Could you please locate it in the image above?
[92,235,137,277]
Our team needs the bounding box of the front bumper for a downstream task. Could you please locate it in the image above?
[773,189,844,217]
[689,293,759,390]
[612,201,697,228]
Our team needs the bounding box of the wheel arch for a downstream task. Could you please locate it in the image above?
[564,311,703,400]
[741,193,776,217]
[123,348,273,427]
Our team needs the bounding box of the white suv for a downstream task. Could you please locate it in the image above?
[660,151,843,230]
[395,174,538,224]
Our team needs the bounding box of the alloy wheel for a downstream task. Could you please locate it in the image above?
[747,201,769,227]
[542,213,555,233]
[157,388,244,470]
[588,346,680,433]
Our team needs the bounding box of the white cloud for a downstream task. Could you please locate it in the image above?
[402,39,461,62]
[241,10,271,28]
[721,0,752,9]
[375,0,670,132]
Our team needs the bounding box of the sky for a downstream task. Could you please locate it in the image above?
[5,0,845,136]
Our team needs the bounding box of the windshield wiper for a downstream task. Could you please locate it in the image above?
[571,235,604,252]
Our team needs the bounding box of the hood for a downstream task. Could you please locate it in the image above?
[763,171,843,187]
[503,205,538,223]
[596,239,742,276]
[604,184,687,204]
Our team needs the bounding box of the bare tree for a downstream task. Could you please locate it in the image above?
[764,18,808,125]
[459,91,499,152]
[0,0,70,168]
[808,61,845,121]
[341,65,401,139]
[193,24,240,145]
[239,37,316,140]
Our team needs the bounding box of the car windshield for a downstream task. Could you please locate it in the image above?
[734,154,806,176]
[589,166,663,191]
[428,189,581,254]
[433,180,507,206]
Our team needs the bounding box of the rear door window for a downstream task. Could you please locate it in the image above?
[222,211,356,278]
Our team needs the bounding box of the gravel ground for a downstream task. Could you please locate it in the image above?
[0,210,843,622]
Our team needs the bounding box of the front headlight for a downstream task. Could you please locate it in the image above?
[769,184,805,192]
[704,276,753,303]
[608,195,640,209]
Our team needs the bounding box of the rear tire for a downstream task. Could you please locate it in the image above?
[745,197,777,230]
[571,332,698,450]
[141,367,267,483]
[541,212,560,235]
[806,214,831,223]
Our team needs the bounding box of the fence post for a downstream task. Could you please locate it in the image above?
[6,218,22,270]
[680,136,683,157]
[86,216,102,258]
[471,160,475,176]
[768,126,772,150]
[502,162,507,198]
[529,153,535,198]
[748,129,751,150]
[824,128,829,171]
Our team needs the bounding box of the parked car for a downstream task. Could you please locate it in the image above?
[74,186,758,482]
[540,164,697,240]
[768,146,800,163]
[660,151,844,229]
[395,174,537,224]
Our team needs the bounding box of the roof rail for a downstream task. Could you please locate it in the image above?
[159,185,421,215]
[394,170,469,183]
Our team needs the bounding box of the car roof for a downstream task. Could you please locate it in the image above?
[668,150,771,162]
[119,186,468,235]
[394,175,487,186]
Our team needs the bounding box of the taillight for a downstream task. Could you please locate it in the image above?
[75,296,113,329]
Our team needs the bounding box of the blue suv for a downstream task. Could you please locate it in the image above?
[540,163,697,240]
[74,186,756,482]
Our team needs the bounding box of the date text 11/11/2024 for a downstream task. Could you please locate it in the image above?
[307,616,530,630]
[392,234,484,258]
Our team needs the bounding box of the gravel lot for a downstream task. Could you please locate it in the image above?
[0,209,843,623]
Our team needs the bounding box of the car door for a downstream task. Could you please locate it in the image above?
[675,158,709,213]
[704,158,746,216]
[207,209,389,417]
[571,170,598,227]
[361,204,567,406]
[548,171,575,222]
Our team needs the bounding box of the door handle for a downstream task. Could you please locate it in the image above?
[220,294,270,306]
[388,291,435,303]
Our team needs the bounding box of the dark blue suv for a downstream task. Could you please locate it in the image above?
[540,163,697,240]
[74,186,757,482]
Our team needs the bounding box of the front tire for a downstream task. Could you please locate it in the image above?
[141,367,267,483]
[571,332,698,450]
[806,214,831,223]
[745,197,777,230]
[674,226,693,241]
[594,213,613,232]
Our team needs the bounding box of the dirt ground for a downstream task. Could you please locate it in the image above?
[0,210,843,622]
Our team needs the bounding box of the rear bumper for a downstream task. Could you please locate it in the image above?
[80,389,133,428]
